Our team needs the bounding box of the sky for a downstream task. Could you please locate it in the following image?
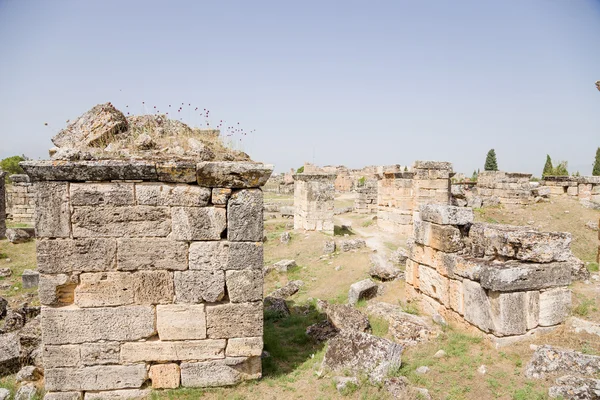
[0,0,599,175]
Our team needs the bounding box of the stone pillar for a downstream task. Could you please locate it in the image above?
[7,174,36,224]
[0,171,5,239]
[22,160,272,397]
[412,161,453,210]
[293,173,335,234]
[376,171,415,235]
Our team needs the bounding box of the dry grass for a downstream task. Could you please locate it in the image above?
[0,239,38,308]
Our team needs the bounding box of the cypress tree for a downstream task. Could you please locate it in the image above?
[593,147,600,176]
[484,149,498,171]
[542,155,553,177]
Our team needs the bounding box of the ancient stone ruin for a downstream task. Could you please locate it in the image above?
[5,174,36,224]
[354,179,377,214]
[542,175,600,209]
[293,173,336,234]
[476,171,536,206]
[406,204,586,346]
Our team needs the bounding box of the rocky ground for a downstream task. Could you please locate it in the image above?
[0,194,599,399]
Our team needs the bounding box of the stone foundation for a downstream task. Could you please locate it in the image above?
[406,204,579,346]
[293,173,335,234]
[6,174,35,224]
[22,160,272,397]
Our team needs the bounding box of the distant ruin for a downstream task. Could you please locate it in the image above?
[293,173,336,234]
[5,174,35,224]
[542,175,600,208]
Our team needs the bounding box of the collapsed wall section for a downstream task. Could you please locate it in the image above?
[293,173,336,234]
[22,160,272,397]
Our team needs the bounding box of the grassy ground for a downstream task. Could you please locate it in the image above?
[0,239,38,309]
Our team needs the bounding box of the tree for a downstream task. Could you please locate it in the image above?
[553,161,569,176]
[542,155,553,177]
[0,155,25,180]
[484,149,498,171]
[296,166,304,174]
[593,147,600,176]
[471,170,478,181]
[404,166,408,172]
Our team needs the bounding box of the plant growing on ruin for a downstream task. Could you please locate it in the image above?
[471,170,478,182]
[296,166,305,174]
[357,176,366,187]
[484,149,498,171]
[593,147,600,176]
[542,154,553,177]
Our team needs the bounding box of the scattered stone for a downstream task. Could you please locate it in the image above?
[366,302,437,346]
[323,240,336,254]
[280,231,291,244]
[306,320,338,342]
[432,313,447,327]
[434,350,446,359]
[2,310,25,333]
[569,317,600,337]
[318,300,370,332]
[264,296,290,318]
[134,133,155,150]
[0,268,11,278]
[0,333,21,376]
[5,228,35,244]
[273,259,297,272]
[478,365,487,375]
[384,376,432,399]
[389,247,408,265]
[323,329,403,383]
[16,365,43,382]
[334,266,342,271]
[548,375,600,400]
[268,280,304,299]
[333,376,359,393]
[369,254,401,281]
[0,388,9,400]
[14,384,36,400]
[416,366,430,374]
[340,239,366,252]
[348,279,379,305]
[0,297,7,319]
[525,345,600,379]
[21,270,39,289]
[585,221,599,231]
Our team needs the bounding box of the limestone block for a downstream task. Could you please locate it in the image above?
[567,186,578,196]
[37,238,117,274]
[189,241,263,271]
[463,280,494,332]
[348,279,379,305]
[488,291,527,336]
[417,265,449,305]
[75,272,133,307]
[448,279,464,315]
[150,363,180,389]
[226,270,263,303]
[22,160,158,182]
[0,333,21,376]
[180,357,261,387]
[42,306,155,345]
[39,273,77,306]
[211,188,232,206]
[70,183,134,206]
[21,269,39,289]
[413,220,463,253]
[43,392,82,400]
[225,242,263,271]
[225,337,263,357]
[45,365,147,391]
[81,342,120,366]
[120,339,225,363]
[174,270,224,303]
[227,189,263,242]
[171,207,226,241]
[196,161,273,188]
[43,345,80,368]
[35,182,71,238]
[526,291,540,330]
[479,261,571,292]
[156,161,197,183]
[206,302,263,339]
[404,259,419,287]
[450,256,482,280]
[419,204,474,225]
[83,389,150,400]
[117,238,187,271]
[539,287,571,326]
[135,183,210,207]
[157,304,206,340]
[133,270,174,304]
[72,206,171,238]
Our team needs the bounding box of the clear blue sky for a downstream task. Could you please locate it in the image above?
[1,0,599,175]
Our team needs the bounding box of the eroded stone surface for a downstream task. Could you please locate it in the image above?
[206,302,263,339]
[180,357,262,387]
[420,204,474,226]
[150,363,181,389]
[171,207,226,241]
[72,206,171,237]
[120,340,225,363]
[45,364,148,391]
[196,162,273,188]
[157,304,207,341]
[136,183,210,206]
[226,270,263,303]
[174,270,224,303]
[117,238,187,271]
[228,189,263,241]
[525,345,600,379]
[35,182,71,238]
[37,238,117,274]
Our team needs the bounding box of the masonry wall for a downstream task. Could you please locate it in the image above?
[542,176,600,209]
[476,171,534,206]
[293,173,335,234]
[22,160,272,398]
[354,179,378,214]
[6,174,36,224]
[405,204,580,347]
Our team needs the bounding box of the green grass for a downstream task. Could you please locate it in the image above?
[369,316,389,337]
[587,262,599,272]
[334,225,354,236]
[398,300,420,315]
[361,220,374,228]
[572,294,598,317]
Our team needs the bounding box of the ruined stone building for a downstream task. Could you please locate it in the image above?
[293,173,336,234]
[5,174,36,224]
[541,175,600,208]
[476,171,536,206]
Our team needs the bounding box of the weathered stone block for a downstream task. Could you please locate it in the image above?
[180,357,261,387]
[120,340,225,363]
[226,270,263,303]
[225,337,263,357]
[150,363,181,389]
[206,302,263,339]
[22,160,158,182]
[75,272,133,307]
[211,188,232,206]
[526,291,540,330]
[405,259,419,288]
[45,365,147,391]
[83,389,150,399]
[448,279,464,315]
[70,183,134,206]
[463,280,494,332]
[37,238,117,274]
[157,304,206,341]
[156,161,197,183]
[35,182,71,238]
[43,345,80,368]
[348,279,379,305]
[171,207,226,241]
[539,287,571,326]
[420,204,474,226]
[21,270,39,289]
[417,265,449,305]
[80,342,120,366]
[196,161,273,188]
[133,270,174,304]
[479,261,571,292]
[43,392,82,400]
[42,306,155,345]
[0,333,22,376]
[136,183,210,206]
[39,274,77,306]
[413,220,463,253]
[117,238,187,271]
[489,291,527,336]
[227,189,263,241]
[189,241,263,271]
[72,206,171,237]
[174,270,224,303]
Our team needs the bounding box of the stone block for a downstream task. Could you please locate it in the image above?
[196,161,274,188]
[419,204,474,225]
[42,306,155,345]
[212,188,232,206]
[135,183,210,206]
[348,279,379,305]
[150,363,180,389]
[157,304,206,340]
[0,333,22,376]
[404,259,419,287]
[37,238,117,274]
[448,279,464,315]
[22,160,157,182]
[226,270,263,303]
[133,270,174,304]
[417,265,449,305]
[43,345,80,368]
[45,365,147,391]
[83,389,150,399]
[525,291,540,330]
[539,287,571,326]
[117,238,187,271]
[479,261,571,291]
[35,182,71,238]
[227,189,263,241]
[120,339,225,363]
[206,302,263,339]
[180,357,261,387]
[189,241,228,271]
[70,183,134,206]
[75,272,133,307]
[72,206,171,238]
[224,242,263,271]
[174,270,225,303]
[38,274,77,306]
[171,207,226,241]
[43,392,82,400]
[463,280,494,333]
[413,220,463,253]
[225,337,263,357]
[21,270,39,289]
[156,161,197,183]
[80,342,120,366]
[489,291,527,336]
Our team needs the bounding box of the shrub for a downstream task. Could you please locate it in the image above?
[0,155,26,179]
[296,166,304,174]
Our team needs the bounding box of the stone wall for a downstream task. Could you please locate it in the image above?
[0,171,5,239]
[21,160,272,398]
[542,176,600,209]
[354,179,378,214]
[6,174,36,224]
[406,204,583,347]
[475,171,534,206]
[293,173,336,234]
